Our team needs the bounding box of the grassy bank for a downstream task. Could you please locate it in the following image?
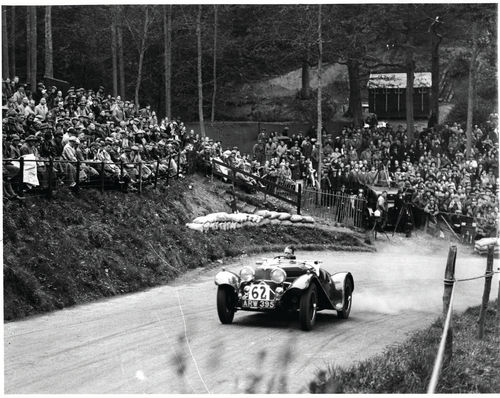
[3,175,369,321]
[308,302,500,393]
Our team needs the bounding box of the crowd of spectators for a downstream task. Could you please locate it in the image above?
[2,77,214,198]
[2,77,497,237]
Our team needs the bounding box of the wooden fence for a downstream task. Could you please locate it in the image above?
[427,245,498,393]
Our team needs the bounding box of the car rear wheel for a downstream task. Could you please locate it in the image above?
[299,284,317,331]
[337,279,352,319]
[217,285,236,324]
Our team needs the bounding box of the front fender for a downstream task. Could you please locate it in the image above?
[331,272,354,292]
[214,270,239,290]
[288,273,315,290]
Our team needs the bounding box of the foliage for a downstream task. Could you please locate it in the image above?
[308,303,500,393]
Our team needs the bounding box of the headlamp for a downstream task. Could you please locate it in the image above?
[270,268,287,284]
[240,266,255,282]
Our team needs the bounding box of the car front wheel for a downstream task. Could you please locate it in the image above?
[217,285,236,324]
[299,284,317,331]
[337,279,352,319]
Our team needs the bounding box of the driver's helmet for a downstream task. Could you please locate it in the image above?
[284,245,295,255]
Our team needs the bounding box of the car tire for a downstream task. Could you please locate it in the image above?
[217,285,236,324]
[337,278,353,319]
[299,284,317,331]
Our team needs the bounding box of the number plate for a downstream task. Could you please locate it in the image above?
[242,284,275,309]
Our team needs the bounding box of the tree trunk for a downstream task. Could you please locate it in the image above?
[26,7,31,85]
[316,4,323,190]
[197,5,206,137]
[466,21,479,159]
[117,6,125,99]
[29,6,37,91]
[44,6,53,78]
[111,8,118,97]
[405,6,415,143]
[2,7,10,79]
[429,22,442,127]
[10,6,16,77]
[211,5,218,122]
[164,4,172,119]
[301,46,310,99]
[134,7,150,108]
[347,59,363,128]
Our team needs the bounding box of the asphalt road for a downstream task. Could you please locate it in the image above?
[4,236,498,393]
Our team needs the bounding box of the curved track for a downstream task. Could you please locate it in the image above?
[4,237,498,393]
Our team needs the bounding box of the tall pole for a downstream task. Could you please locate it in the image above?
[164,4,172,119]
[2,7,10,79]
[211,5,218,122]
[44,6,53,78]
[10,6,16,77]
[111,7,118,97]
[466,21,479,159]
[316,4,323,190]
[197,4,206,137]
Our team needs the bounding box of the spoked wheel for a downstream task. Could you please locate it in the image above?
[337,279,353,319]
[217,286,236,324]
[299,284,318,331]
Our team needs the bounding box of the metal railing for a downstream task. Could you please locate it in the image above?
[3,150,192,197]
[301,188,367,228]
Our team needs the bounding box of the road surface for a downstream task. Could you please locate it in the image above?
[4,236,498,393]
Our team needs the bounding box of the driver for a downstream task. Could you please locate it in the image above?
[283,245,296,260]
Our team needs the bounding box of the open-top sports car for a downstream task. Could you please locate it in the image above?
[214,247,354,330]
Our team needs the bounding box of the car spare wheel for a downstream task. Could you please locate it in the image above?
[217,285,236,324]
[337,278,353,319]
[299,284,317,331]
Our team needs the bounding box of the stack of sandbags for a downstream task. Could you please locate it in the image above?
[186,210,316,233]
[186,212,263,232]
[474,237,499,255]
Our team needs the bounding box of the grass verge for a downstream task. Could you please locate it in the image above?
[308,302,500,393]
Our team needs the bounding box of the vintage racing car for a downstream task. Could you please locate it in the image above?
[214,246,354,330]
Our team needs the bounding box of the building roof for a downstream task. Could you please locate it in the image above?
[367,72,432,89]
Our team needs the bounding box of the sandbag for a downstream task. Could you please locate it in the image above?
[192,216,207,224]
[278,212,292,221]
[270,219,281,225]
[290,215,303,223]
[259,218,271,226]
[281,220,293,226]
[186,223,204,232]
[302,216,315,224]
[268,211,280,220]
[255,210,270,218]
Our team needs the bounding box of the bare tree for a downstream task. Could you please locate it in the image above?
[117,6,125,99]
[404,5,415,143]
[428,16,442,127]
[28,6,37,90]
[111,8,118,97]
[210,5,218,122]
[164,4,172,119]
[124,6,152,107]
[26,7,31,84]
[10,6,16,77]
[316,4,323,190]
[466,21,479,159]
[44,6,53,78]
[2,7,9,79]
[197,5,206,137]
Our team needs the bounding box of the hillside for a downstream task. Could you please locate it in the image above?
[3,175,370,321]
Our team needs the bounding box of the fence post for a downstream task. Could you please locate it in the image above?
[138,162,143,194]
[443,245,457,362]
[19,157,25,193]
[154,160,160,189]
[47,158,53,199]
[75,160,80,193]
[478,245,494,339]
[166,155,171,186]
[232,167,236,192]
[297,183,302,215]
[177,151,181,179]
[100,161,105,193]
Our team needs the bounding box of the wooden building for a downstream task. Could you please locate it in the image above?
[367,72,431,119]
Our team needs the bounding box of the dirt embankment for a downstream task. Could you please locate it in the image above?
[3,175,369,321]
